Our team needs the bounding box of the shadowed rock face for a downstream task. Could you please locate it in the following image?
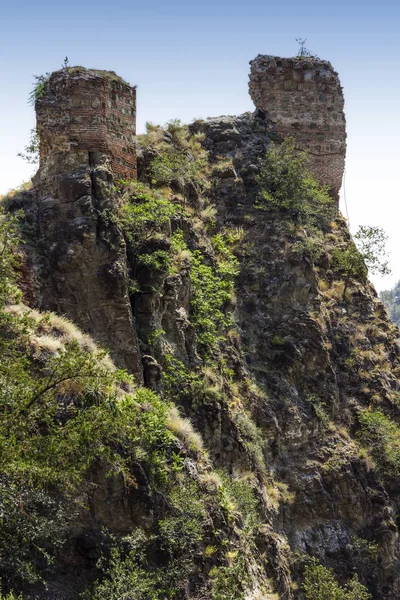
[28,151,144,380]
[24,68,142,378]
[249,55,346,199]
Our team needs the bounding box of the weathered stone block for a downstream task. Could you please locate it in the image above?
[36,67,137,180]
[248,54,346,199]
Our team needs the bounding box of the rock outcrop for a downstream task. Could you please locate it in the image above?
[14,150,143,379]
[3,62,400,600]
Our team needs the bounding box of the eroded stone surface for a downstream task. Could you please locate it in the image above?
[36,67,137,180]
[249,55,346,198]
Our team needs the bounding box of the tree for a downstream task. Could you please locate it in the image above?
[380,280,400,328]
[354,226,390,277]
[332,225,390,299]
[17,129,39,165]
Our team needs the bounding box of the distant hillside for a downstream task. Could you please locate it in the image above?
[380,281,400,328]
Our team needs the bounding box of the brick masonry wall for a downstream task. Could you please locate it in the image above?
[249,55,346,198]
[36,68,137,179]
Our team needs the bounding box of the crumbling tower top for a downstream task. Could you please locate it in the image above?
[36,67,137,180]
[249,55,346,199]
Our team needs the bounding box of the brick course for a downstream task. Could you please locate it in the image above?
[249,55,346,199]
[36,67,137,179]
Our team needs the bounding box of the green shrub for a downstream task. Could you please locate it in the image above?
[149,152,204,201]
[234,411,266,475]
[331,243,367,288]
[117,182,178,283]
[303,558,371,600]
[332,226,390,299]
[271,334,285,347]
[86,480,209,599]
[190,244,238,356]
[0,287,177,584]
[119,182,177,250]
[357,410,400,478]
[0,591,22,600]
[304,395,330,430]
[292,232,325,264]
[17,129,40,165]
[0,479,70,585]
[84,530,169,600]
[0,209,23,307]
[255,138,335,226]
[29,73,50,105]
[210,554,249,600]
[218,471,260,535]
[139,119,208,200]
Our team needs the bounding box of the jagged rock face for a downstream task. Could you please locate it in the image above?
[17,151,143,379]
[9,112,400,599]
[249,55,346,198]
[194,113,400,598]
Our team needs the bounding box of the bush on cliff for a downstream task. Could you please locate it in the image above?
[256,137,335,226]
[357,410,400,479]
[303,558,370,600]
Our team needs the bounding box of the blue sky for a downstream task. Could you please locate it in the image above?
[1,0,400,290]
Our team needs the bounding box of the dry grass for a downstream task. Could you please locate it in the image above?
[244,378,268,401]
[200,205,217,223]
[212,157,234,171]
[199,471,223,490]
[166,405,205,454]
[171,248,192,272]
[5,303,41,319]
[137,122,164,149]
[318,278,329,292]
[265,479,295,510]
[57,379,86,396]
[323,280,345,299]
[5,304,115,370]
[227,327,241,343]
[31,334,63,355]
[191,216,205,234]
[358,447,375,472]
[45,313,97,352]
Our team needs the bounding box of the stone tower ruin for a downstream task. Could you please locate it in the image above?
[249,55,346,198]
[36,67,137,179]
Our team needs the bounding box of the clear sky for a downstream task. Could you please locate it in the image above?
[1,0,399,291]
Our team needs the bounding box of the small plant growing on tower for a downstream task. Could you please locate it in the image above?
[29,72,51,105]
[295,38,320,60]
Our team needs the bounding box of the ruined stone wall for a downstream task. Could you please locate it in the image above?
[249,55,346,198]
[36,68,136,179]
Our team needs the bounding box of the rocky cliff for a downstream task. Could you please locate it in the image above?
[1,86,400,600]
